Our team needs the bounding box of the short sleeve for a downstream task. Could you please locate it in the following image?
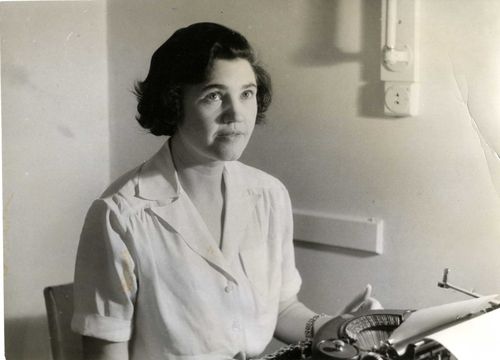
[275,185,302,303]
[71,199,138,342]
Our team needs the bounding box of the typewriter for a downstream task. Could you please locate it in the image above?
[258,269,500,360]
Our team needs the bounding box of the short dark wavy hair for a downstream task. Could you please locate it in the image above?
[134,22,272,136]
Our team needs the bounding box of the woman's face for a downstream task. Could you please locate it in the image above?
[175,58,258,164]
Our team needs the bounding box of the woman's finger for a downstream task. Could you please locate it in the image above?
[341,284,373,313]
[360,297,384,310]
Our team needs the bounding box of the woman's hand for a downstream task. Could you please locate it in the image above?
[340,284,383,314]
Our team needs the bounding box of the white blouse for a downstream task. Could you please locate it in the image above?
[71,142,302,360]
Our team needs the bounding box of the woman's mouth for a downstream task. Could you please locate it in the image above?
[216,131,245,138]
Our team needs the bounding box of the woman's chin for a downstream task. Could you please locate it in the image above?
[214,150,243,162]
[210,140,248,161]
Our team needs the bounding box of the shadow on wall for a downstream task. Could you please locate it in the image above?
[292,0,384,118]
[5,315,51,360]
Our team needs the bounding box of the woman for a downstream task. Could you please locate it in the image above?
[71,22,379,360]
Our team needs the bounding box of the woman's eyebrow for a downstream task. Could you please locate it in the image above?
[201,82,257,91]
[242,82,257,89]
[200,84,225,92]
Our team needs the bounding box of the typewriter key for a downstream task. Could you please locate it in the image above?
[315,339,359,359]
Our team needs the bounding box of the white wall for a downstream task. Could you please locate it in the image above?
[286,0,500,311]
[107,0,500,315]
[1,1,108,359]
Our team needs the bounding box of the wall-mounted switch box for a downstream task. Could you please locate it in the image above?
[381,0,419,117]
[381,0,419,82]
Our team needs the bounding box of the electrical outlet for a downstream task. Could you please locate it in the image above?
[384,82,418,116]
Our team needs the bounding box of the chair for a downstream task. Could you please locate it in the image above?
[43,283,83,360]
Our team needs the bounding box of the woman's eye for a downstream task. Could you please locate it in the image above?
[202,92,222,103]
[241,90,255,100]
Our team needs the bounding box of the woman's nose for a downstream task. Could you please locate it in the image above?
[221,97,244,124]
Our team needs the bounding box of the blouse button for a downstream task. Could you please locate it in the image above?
[225,283,234,293]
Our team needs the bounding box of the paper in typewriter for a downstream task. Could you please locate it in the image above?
[425,307,500,359]
[389,295,498,356]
